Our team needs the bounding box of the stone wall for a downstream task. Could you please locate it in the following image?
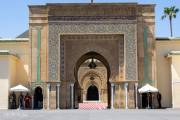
[29,3,155,109]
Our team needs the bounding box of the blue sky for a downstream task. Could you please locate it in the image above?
[0,0,180,38]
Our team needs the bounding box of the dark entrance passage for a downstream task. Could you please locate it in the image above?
[34,86,43,109]
[142,93,148,108]
[86,85,99,101]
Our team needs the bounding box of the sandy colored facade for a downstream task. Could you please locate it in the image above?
[0,3,179,109]
[0,39,29,109]
[28,3,156,109]
[156,38,180,108]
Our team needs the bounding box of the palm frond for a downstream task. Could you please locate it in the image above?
[162,6,179,19]
[162,6,179,37]
[175,8,179,13]
[161,15,166,20]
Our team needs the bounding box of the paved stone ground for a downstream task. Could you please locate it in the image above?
[0,109,180,120]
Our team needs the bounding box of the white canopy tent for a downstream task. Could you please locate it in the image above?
[138,84,158,93]
[138,84,158,109]
[10,85,29,92]
[10,85,29,109]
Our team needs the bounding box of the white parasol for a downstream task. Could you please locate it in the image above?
[10,85,29,92]
[138,84,158,109]
[138,84,158,93]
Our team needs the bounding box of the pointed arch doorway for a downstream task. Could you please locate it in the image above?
[33,86,43,109]
[74,51,111,109]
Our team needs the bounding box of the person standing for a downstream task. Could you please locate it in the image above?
[24,93,32,109]
[9,93,13,109]
[12,92,16,109]
[157,92,162,108]
[149,92,152,109]
[18,92,24,109]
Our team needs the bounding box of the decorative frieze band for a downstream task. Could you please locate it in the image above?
[48,15,136,21]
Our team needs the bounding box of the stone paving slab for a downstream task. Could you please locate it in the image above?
[0,109,180,120]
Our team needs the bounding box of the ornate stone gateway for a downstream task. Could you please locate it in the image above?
[29,3,156,109]
[74,51,111,108]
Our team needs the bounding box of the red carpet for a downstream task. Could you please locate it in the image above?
[79,102,107,110]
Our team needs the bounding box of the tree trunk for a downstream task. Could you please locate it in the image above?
[169,16,173,37]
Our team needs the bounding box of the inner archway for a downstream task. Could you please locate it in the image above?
[86,85,99,101]
[74,51,111,109]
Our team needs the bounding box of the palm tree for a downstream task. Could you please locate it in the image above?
[161,6,179,37]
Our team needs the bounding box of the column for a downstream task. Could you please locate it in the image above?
[140,94,142,108]
[147,93,150,109]
[47,83,50,109]
[83,90,86,102]
[43,92,45,109]
[135,83,138,109]
[70,83,74,109]
[31,95,34,109]
[57,83,60,109]
[111,83,115,109]
[124,83,128,109]
[98,90,101,102]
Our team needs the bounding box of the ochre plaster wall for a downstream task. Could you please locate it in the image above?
[0,57,9,109]
[156,40,180,108]
[171,56,180,108]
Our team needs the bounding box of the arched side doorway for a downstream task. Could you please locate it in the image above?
[74,51,111,108]
[86,85,99,101]
[34,86,43,109]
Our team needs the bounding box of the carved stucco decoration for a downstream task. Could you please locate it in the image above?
[48,22,137,82]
